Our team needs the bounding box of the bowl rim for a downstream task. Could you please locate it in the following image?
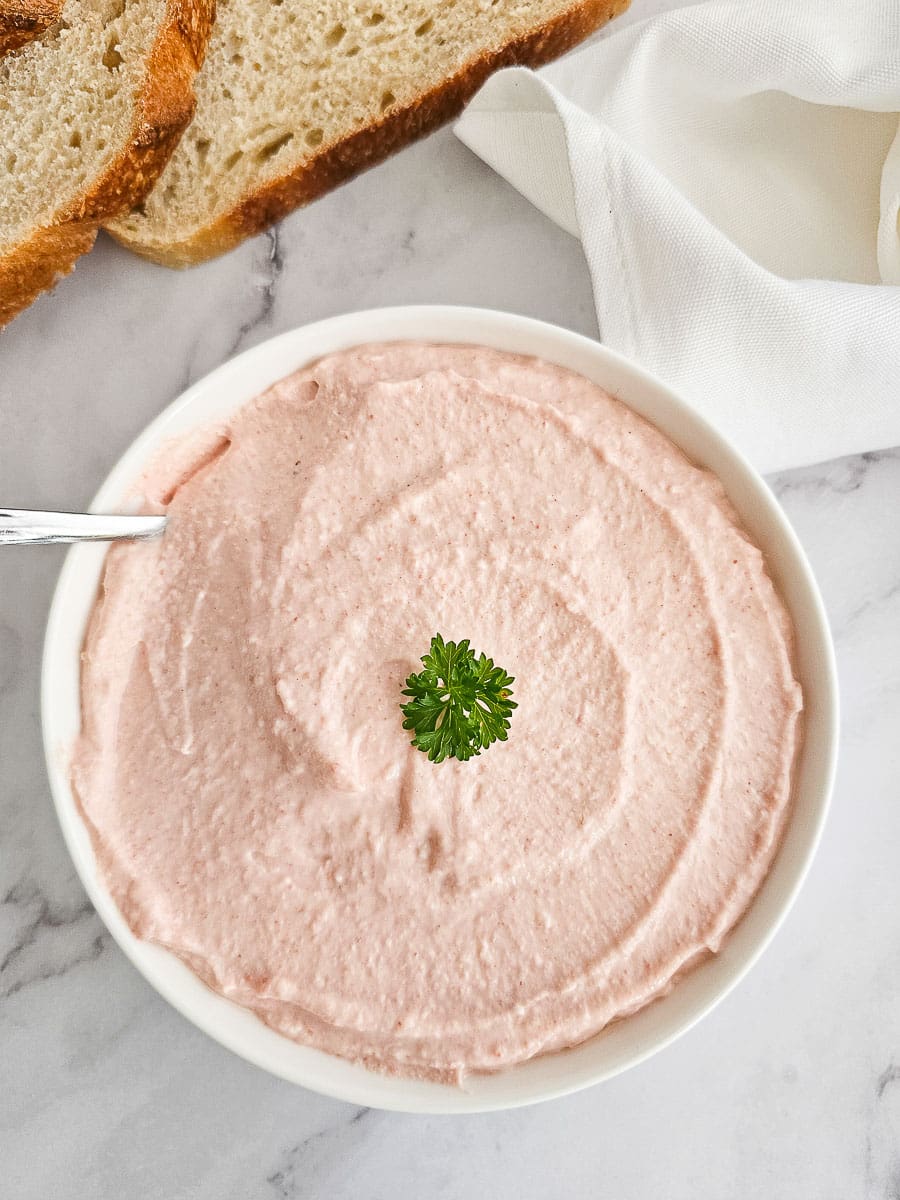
[41,305,839,1113]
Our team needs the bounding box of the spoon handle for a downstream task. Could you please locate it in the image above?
[0,509,167,546]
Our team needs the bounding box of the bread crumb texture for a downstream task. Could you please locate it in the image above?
[109,0,626,262]
[0,1,167,247]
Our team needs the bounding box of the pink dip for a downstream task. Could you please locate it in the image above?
[72,343,802,1083]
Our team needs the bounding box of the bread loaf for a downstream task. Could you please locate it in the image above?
[107,0,629,267]
[0,0,214,326]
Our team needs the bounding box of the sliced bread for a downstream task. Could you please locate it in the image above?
[0,1,63,54]
[107,0,629,267]
[0,0,214,326]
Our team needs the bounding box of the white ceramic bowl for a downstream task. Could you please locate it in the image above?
[42,306,838,1113]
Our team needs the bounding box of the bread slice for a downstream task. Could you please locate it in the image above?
[0,0,62,54]
[0,0,214,327]
[107,0,629,267]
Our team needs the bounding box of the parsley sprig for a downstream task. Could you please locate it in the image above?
[400,634,516,763]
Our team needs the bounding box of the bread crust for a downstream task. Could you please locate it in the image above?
[0,0,61,55]
[107,0,630,267]
[0,0,215,327]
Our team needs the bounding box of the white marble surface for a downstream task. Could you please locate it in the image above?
[3,2,900,1195]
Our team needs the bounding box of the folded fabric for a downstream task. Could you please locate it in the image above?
[456,0,900,472]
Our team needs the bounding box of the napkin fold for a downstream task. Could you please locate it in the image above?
[455,0,900,473]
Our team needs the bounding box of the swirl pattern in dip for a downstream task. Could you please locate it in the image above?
[72,343,802,1082]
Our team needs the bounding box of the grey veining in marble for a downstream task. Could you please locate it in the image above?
[2,1,900,1195]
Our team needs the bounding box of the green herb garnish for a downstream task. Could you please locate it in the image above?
[400,634,516,764]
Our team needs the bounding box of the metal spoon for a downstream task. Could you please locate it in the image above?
[0,509,167,546]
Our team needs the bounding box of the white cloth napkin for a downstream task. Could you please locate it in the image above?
[455,0,900,473]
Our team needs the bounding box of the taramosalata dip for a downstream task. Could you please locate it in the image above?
[72,343,802,1083]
